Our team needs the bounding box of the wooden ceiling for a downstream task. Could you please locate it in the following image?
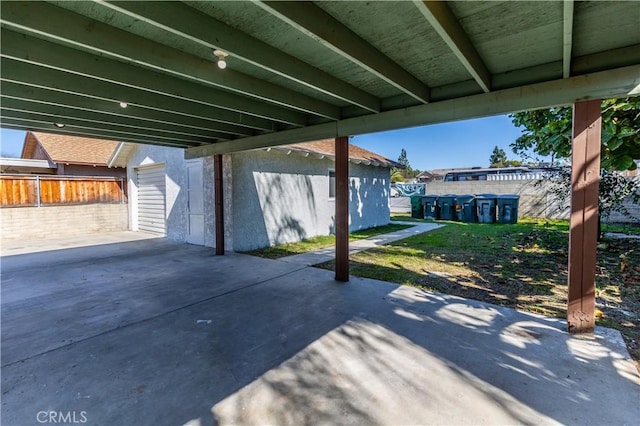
[1,1,638,158]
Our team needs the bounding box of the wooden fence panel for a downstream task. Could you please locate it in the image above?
[1,175,125,207]
[0,177,38,206]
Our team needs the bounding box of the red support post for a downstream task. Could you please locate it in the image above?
[335,136,349,282]
[214,154,225,255]
[567,99,601,333]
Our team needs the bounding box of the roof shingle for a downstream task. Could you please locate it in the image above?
[25,132,119,166]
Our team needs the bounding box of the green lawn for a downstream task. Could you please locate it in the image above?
[244,223,413,259]
[316,217,640,367]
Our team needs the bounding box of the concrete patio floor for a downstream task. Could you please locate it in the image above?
[1,234,638,425]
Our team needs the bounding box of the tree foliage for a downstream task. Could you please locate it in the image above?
[510,97,640,171]
[397,148,410,169]
[542,168,640,224]
[489,146,507,167]
[492,160,523,168]
[393,148,421,179]
[391,170,405,182]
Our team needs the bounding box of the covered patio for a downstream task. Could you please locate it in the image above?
[1,3,639,416]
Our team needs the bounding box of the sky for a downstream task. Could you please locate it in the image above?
[1,128,27,158]
[352,114,529,171]
[1,114,538,169]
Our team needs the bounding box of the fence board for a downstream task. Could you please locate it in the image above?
[1,175,125,207]
[0,178,38,206]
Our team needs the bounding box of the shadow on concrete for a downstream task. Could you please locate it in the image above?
[1,240,638,425]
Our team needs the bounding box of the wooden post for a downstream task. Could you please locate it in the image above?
[214,154,225,255]
[567,99,601,333]
[335,136,349,282]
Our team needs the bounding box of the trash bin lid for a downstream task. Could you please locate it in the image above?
[497,194,520,199]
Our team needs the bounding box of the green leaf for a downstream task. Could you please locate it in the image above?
[607,137,623,151]
[612,155,634,171]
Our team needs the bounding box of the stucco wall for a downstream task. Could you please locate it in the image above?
[127,145,218,246]
[231,150,390,251]
[0,204,128,241]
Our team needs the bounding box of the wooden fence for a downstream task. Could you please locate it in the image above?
[0,175,127,207]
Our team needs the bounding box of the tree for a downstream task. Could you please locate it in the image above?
[489,146,507,167]
[395,148,418,179]
[511,97,640,233]
[510,97,640,171]
[492,159,523,168]
[541,168,640,234]
[391,170,405,182]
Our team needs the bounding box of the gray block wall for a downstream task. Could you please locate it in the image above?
[0,204,129,241]
[425,180,639,222]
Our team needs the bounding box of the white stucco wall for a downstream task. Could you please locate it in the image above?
[231,149,391,252]
[127,145,216,246]
[127,145,391,251]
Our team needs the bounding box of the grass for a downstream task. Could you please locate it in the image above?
[244,223,412,259]
[602,221,640,235]
[316,217,640,369]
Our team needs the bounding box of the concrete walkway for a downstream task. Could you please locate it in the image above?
[279,221,442,266]
[1,234,639,425]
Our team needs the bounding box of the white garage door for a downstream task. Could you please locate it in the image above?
[136,164,166,236]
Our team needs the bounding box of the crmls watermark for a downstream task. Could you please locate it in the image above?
[36,411,88,424]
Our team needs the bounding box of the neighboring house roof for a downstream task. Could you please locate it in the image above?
[21,132,121,167]
[417,171,442,179]
[107,142,136,168]
[272,139,401,168]
[429,167,482,175]
[0,158,57,174]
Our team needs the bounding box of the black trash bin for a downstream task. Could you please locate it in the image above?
[423,195,439,220]
[438,194,457,221]
[455,194,477,222]
[475,194,497,223]
[497,194,520,224]
[410,195,424,219]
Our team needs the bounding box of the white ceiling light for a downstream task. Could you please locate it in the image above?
[213,49,228,69]
[54,123,65,128]
[119,101,128,108]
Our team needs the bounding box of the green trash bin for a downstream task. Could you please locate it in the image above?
[475,194,497,223]
[423,195,439,220]
[497,194,520,224]
[455,194,477,222]
[410,195,424,219]
[438,194,457,221]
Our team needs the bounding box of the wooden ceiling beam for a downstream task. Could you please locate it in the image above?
[1,81,251,138]
[1,97,231,141]
[0,1,340,120]
[0,58,275,132]
[102,0,380,113]
[413,1,491,93]
[1,109,214,146]
[257,1,430,103]
[186,65,640,157]
[563,1,575,78]
[0,29,306,127]
[0,119,198,149]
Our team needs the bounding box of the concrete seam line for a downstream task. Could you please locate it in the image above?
[0,265,308,368]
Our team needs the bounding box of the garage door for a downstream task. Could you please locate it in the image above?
[136,164,166,236]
